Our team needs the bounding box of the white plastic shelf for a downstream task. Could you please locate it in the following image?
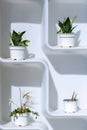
[0,57,43,64]
[45,109,87,118]
[0,121,48,130]
[45,45,87,54]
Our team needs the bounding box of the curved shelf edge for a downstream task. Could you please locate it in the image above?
[0,57,49,68]
[45,108,87,118]
[44,43,87,54]
[0,121,48,130]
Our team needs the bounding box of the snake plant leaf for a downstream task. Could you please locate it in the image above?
[57,16,77,34]
[70,16,77,24]
[18,31,26,38]
[20,40,30,46]
[10,30,30,46]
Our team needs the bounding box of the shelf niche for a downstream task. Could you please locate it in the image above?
[45,0,87,50]
[0,60,49,129]
[45,54,87,117]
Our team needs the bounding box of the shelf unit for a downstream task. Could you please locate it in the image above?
[0,0,87,130]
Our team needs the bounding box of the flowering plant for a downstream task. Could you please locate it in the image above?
[9,88,39,119]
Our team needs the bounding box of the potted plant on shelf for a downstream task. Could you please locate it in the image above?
[63,92,78,113]
[9,30,30,60]
[9,88,39,127]
[56,16,77,48]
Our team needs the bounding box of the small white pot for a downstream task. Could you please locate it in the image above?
[57,34,75,48]
[9,46,26,60]
[63,99,78,113]
[13,113,29,127]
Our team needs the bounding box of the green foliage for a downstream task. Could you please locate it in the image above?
[9,88,39,119]
[57,16,77,34]
[10,107,39,119]
[10,30,30,46]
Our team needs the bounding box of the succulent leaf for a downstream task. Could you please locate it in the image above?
[57,16,77,34]
[10,30,30,46]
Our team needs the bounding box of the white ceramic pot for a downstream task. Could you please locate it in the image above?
[63,99,78,113]
[57,34,75,48]
[13,113,29,126]
[9,46,26,60]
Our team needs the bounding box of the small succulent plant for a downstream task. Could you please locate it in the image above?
[9,30,30,46]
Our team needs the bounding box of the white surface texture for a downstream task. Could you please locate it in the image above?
[0,0,87,130]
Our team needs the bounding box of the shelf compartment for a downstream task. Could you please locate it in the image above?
[44,54,87,117]
[44,46,87,55]
[0,0,44,58]
[45,0,87,51]
[0,58,49,129]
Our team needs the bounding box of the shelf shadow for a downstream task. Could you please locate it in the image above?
[47,117,87,130]
[49,73,58,111]
[46,54,87,75]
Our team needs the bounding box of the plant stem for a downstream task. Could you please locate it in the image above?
[19,88,22,109]
[9,99,19,108]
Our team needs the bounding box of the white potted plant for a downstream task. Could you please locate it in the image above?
[9,30,30,60]
[9,88,39,127]
[63,92,78,113]
[56,16,77,48]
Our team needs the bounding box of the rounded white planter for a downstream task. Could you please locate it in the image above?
[57,34,75,48]
[13,113,29,127]
[9,46,26,60]
[63,99,78,113]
